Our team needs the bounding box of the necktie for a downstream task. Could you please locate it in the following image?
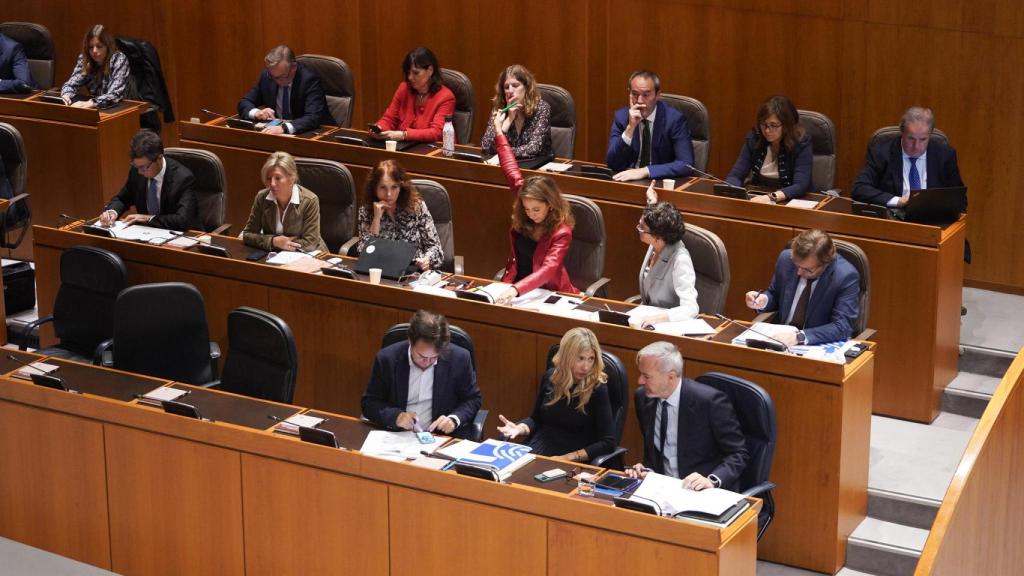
[281,85,291,120]
[639,119,652,168]
[908,157,921,191]
[790,278,816,329]
[655,399,669,474]
[146,178,159,215]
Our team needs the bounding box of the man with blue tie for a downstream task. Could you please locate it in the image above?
[100,130,197,230]
[237,44,333,135]
[606,69,694,182]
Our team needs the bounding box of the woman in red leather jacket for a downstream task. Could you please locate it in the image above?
[492,111,578,304]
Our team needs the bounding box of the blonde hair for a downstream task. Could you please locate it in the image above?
[547,327,607,413]
[261,151,299,184]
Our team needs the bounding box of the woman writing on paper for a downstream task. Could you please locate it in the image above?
[480,64,552,161]
[725,94,812,203]
[242,151,327,252]
[496,327,615,463]
[632,185,699,328]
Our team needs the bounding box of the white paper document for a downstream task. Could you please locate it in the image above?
[731,322,797,346]
[139,386,188,405]
[266,251,311,265]
[784,199,819,209]
[539,162,573,172]
[12,362,60,380]
[411,284,456,298]
[630,471,745,517]
[275,413,325,435]
[649,318,717,336]
[110,223,179,243]
[359,430,441,461]
[789,340,856,363]
[484,154,500,165]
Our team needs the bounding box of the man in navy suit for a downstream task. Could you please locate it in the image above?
[627,341,748,491]
[0,32,36,93]
[237,44,333,135]
[100,129,198,231]
[746,229,860,346]
[606,69,694,182]
[362,310,482,439]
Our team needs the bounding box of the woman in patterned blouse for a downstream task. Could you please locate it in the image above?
[357,159,444,271]
[60,25,129,109]
[480,64,552,160]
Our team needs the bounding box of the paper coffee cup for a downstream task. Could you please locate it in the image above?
[369,268,383,284]
[385,140,398,152]
[662,178,676,190]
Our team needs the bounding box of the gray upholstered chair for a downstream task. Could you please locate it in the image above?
[833,239,873,339]
[868,125,949,149]
[164,147,228,233]
[538,83,576,159]
[297,54,354,128]
[411,179,462,273]
[563,194,609,296]
[0,122,31,249]
[661,93,710,173]
[797,109,837,191]
[294,157,356,254]
[441,69,474,144]
[0,22,54,89]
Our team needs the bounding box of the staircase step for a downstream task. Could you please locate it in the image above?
[958,344,1014,378]
[942,370,1000,418]
[869,415,973,503]
[845,518,927,576]
[867,489,939,530]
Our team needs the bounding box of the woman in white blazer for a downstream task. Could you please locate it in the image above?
[634,187,699,327]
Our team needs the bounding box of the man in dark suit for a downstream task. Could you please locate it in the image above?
[628,341,748,491]
[237,44,333,135]
[362,310,482,439]
[0,32,35,93]
[100,129,198,231]
[745,229,860,346]
[606,69,694,182]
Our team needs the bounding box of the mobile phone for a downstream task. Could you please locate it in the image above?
[544,295,562,305]
[246,250,268,261]
[845,343,868,359]
[265,119,283,128]
[367,123,382,134]
[415,431,436,444]
[534,468,567,482]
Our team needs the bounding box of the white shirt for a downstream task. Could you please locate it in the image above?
[653,381,681,479]
[405,347,435,424]
[621,105,659,165]
[264,184,301,235]
[785,276,819,324]
[888,150,928,207]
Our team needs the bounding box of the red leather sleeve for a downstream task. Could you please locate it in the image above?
[513,225,573,295]
[496,132,524,193]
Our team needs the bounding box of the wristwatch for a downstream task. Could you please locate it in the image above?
[796,330,807,345]
[708,474,722,489]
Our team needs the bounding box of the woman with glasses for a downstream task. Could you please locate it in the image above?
[725,94,812,202]
[370,47,455,143]
[632,187,699,328]
[496,327,615,463]
[60,24,129,109]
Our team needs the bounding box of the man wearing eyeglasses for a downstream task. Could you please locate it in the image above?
[362,310,482,439]
[237,44,334,135]
[744,229,860,346]
[99,129,197,230]
[606,69,694,182]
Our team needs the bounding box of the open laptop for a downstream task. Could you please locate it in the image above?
[354,238,417,280]
[898,186,967,224]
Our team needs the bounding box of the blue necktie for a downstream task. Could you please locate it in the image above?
[908,157,921,191]
[281,85,291,119]
[146,178,159,215]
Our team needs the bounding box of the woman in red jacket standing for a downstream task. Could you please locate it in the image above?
[492,111,578,304]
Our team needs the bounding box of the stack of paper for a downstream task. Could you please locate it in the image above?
[790,340,856,363]
[629,471,746,520]
[731,322,797,346]
[648,318,717,336]
[138,386,188,406]
[110,223,179,243]
[12,362,60,381]
[266,251,311,265]
[437,438,535,481]
[274,413,325,435]
[359,430,442,461]
[539,162,573,172]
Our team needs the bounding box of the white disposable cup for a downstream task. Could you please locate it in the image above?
[385,140,398,152]
[662,178,676,190]
[369,268,383,284]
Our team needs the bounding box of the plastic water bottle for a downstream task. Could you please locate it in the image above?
[442,115,455,157]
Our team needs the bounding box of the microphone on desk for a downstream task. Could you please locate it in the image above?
[685,164,730,186]
[201,108,229,118]
[712,314,790,353]
[5,354,79,393]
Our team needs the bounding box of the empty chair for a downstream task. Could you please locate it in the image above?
[538,83,576,159]
[797,109,837,191]
[833,239,873,339]
[164,147,228,233]
[411,179,461,273]
[211,307,298,404]
[294,157,356,253]
[564,194,610,297]
[440,68,474,144]
[21,246,127,361]
[661,93,710,173]
[696,372,777,541]
[0,122,31,250]
[115,36,175,133]
[683,223,730,315]
[0,22,53,89]
[297,54,354,128]
[97,282,220,385]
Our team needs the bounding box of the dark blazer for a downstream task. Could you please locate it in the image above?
[519,369,616,460]
[361,341,482,439]
[606,100,694,180]
[105,157,198,231]
[761,249,860,345]
[636,378,749,490]
[852,137,964,207]
[0,33,35,92]
[237,62,334,134]
[726,132,813,199]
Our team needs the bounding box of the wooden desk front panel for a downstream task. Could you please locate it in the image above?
[0,401,111,569]
[104,424,246,576]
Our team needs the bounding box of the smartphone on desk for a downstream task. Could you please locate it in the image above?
[367,123,382,135]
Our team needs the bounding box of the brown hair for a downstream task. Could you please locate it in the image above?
[406,309,450,351]
[754,95,805,153]
[790,229,836,265]
[363,159,422,214]
[491,64,542,118]
[511,176,574,239]
[80,24,119,79]
[547,327,607,413]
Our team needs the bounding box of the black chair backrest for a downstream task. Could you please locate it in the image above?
[441,68,474,144]
[164,147,226,232]
[660,93,710,172]
[694,372,776,495]
[797,109,837,191]
[219,307,298,404]
[0,122,26,195]
[869,125,949,149]
[0,22,54,89]
[563,194,605,292]
[380,323,475,370]
[297,54,354,128]
[112,282,213,384]
[682,223,730,315]
[411,179,454,272]
[538,83,576,159]
[545,344,629,446]
[833,239,871,335]
[53,246,127,356]
[294,157,356,253]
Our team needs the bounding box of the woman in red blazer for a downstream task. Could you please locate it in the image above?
[492,112,578,304]
[371,47,455,143]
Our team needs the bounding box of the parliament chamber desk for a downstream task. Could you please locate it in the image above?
[178,120,963,425]
[0,93,145,226]
[0,351,760,576]
[33,223,873,574]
